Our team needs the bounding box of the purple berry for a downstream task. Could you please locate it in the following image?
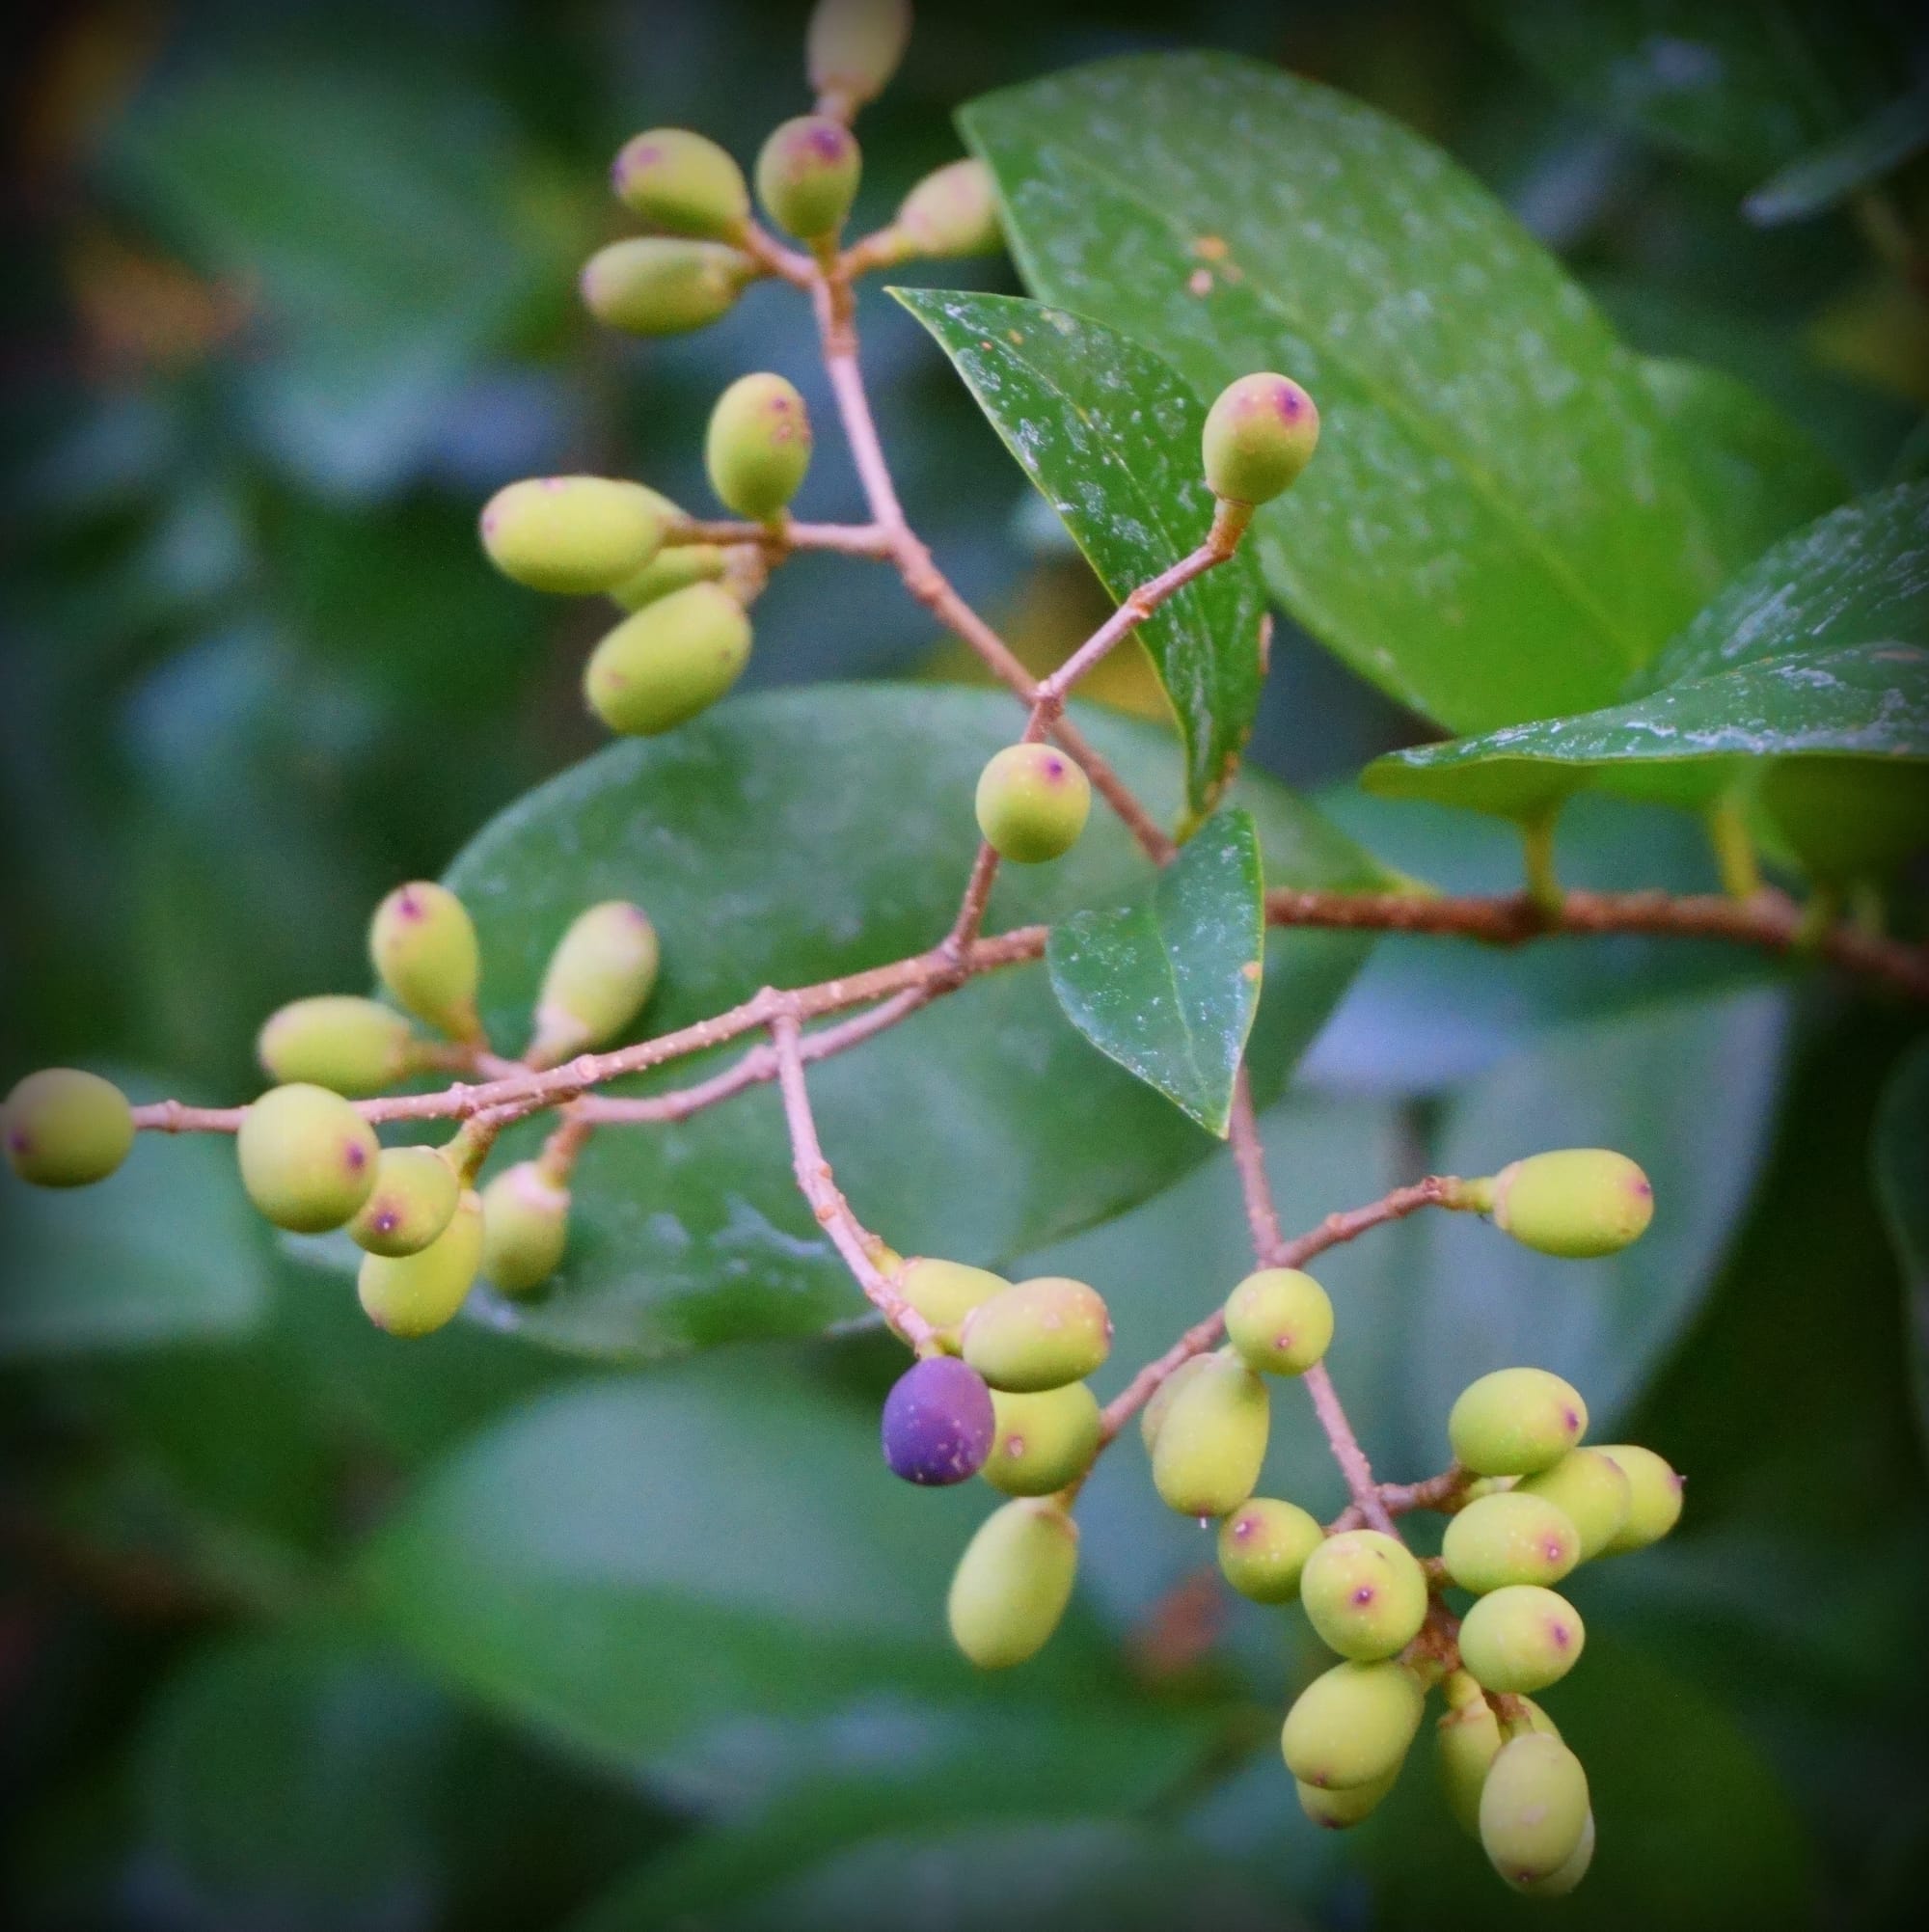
[882,1356,994,1485]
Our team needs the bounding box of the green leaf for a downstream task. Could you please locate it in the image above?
[1647,479,1929,688]
[1745,84,1929,224]
[893,290,1265,820]
[1638,356,1847,574]
[1874,1036,1929,1453]
[1046,808,1263,1133]
[359,1368,1124,1773]
[1362,639,1929,823]
[0,1072,269,1359]
[963,52,1723,733]
[433,686,1388,1361]
[1477,0,1888,179]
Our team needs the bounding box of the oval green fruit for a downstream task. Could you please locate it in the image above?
[236,1083,379,1233]
[1151,1352,1269,1518]
[806,0,910,110]
[359,1188,485,1337]
[1515,1448,1632,1562]
[705,373,812,521]
[1457,1585,1585,1694]
[1515,1810,1595,1896]
[754,115,860,239]
[1202,372,1319,503]
[1595,1444,1685,1553]
[1491,1148,1654,1258]
[1300,1529,1429,1660]
[531,901,660,1064]
[984,1383,1101,1496]
[946,1498,1078,1670]
[974,743,1092,863]
[1281,1659,1425,1790]
[584,582,752,737]
[611,127,749,238]
[479,1161,571,1294]
[960,1275,1111,1393]
[348,1145,460,1258]
[1441,1491,1581,1594]
[1217,1497,1325,1603]
[1435,1671,1561,1839]
[369,883,482,1042]
[1297,1767,1398,1830]
[4,1069,135,1188]
[581,237,752,336]
[897,158,1000,259]
[1448,1367,1588,1477]
[1481,1732,1591,1889]
[900,1256,1008,1331]
[479,476,666,596]
[258,995,414,1097]
[1223,1266,1334,1375]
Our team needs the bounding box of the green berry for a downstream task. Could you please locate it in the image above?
[479,477,666,595]
[1442,1491,1581,1594]
[1448,1367,1588,1478]
[258,995,414,1097]
[806,0,911,111]
[1139,1352,1212,1456]
[705,373,812,521]
[236,1083,379,1234]
[899,1256,1009,1331]
[4,1070,134,1188]
[1223,1266,1334,1376]
[1457,1585,1585,1694]
[1480,1732,1591,1890]
[348,1145,461,1258]
[1281,1659,1426,1790]
[984,1383,1102,1496]
[611,128,749,239]
[1514,1449,1633,1563]
[1151,1352,1269,1518]
[358,1187,484,1337]
[755,116,861,240]
[584,582,752,737]
[897,158,1001,259]
[478,1161,571,1294]
[1300,1529,1430,1660]
[974,744,1091,863]
[581,238,752,336]
[1515,1811,1595,1897]
[960,1275,1111,1392]
[1436,1673,1560,1838]
[1594,1444,1685,1553]
[946,1497,1078,1670]
[369,883,482,1042]
[1490,1148,1654,1258]
[1201,373,1319,504]
[531,901,660,1064]
[1217,1497,1325,1603]
[1297,1767,1398,1831]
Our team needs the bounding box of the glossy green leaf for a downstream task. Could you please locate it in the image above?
[964,52,1723,733]
[1646,480,1929,688]
[1874,1036,1929,1452]
[1046,808,1263,1133]
[1745,85,1929,224]
[1638,356,1846,573]
[0,1072,269,1359]
[359,1368,1122,1772]
[430,687,1387,1360]
[1478,0,1887,179]
[894,290,1265,820]
[1362,639,1929,822]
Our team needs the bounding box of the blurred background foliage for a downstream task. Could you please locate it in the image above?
[1,1,1926,1927]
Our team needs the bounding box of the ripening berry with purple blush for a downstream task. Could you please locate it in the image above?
[1201,372,1320,503]
[882,1355,996,1484]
